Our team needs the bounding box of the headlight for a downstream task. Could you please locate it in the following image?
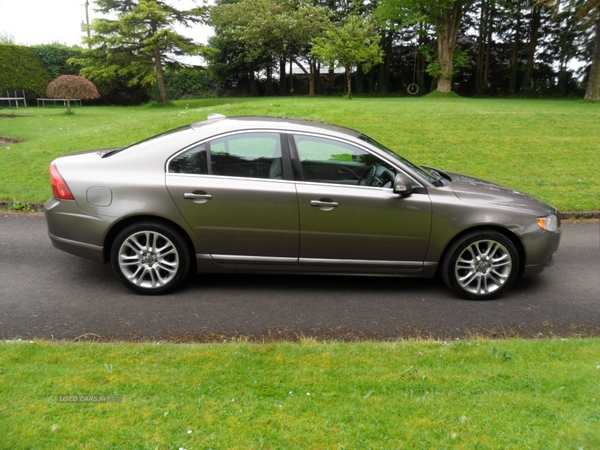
[537,214,558,232]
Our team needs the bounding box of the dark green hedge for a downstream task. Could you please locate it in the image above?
[0,44,52,97]
[165,66,219,100]
[34,44,84,79]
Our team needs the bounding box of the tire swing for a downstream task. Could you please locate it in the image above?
[407,47,420,96]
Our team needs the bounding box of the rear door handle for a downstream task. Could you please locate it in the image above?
[184,191,212,201]
[184,193,212,200]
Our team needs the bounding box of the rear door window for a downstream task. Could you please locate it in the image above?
[210,132,283,179]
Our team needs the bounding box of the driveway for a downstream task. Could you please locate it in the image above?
[1,214,598,341]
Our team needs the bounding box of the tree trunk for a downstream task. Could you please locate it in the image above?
[66,98,72,115]
[266,65,274,96]
[435,2,466,93]
[483,25,492,92]
[523,5,541,96]
[153,48,169,104]
[346,65,353,99]
[558,58,567,97]
[379,30,393,95]
[356,66,364,95]
[308,59,317,96]
[437,24,453,92]
[437,76,453,93]
[417,49,426,92]
[475,1,485,95]
[475,0,494,96]
[250,70,259,96]
[291,56,316,96]
[289,59,294,94]
[509,1,522,96]
[279,58,287,96]
[584,15,600,101]
[417,30,426,93]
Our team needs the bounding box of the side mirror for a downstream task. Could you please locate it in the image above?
[393,173,413,195]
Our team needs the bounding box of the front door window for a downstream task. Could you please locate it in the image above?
[294,134,397,188]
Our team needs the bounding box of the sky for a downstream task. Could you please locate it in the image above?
[0,0,214,47]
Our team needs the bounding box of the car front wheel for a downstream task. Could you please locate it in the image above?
[110,221,191,295]
[441,230,519,300]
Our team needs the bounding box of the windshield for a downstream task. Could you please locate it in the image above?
[358,134,439,185]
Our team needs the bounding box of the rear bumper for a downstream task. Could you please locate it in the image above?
[45,197,111,263]
[48,232,105,262]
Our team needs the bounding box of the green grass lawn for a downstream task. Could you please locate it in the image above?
[1,338,599,449]
[1,97,599,210]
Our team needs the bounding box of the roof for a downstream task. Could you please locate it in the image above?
[190,115,361,139]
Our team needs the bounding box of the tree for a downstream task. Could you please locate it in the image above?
[209,0,331,96]
[313,15,384,99]
[474,0,495,96]
[209,0,289,96]
[75,0,206,104]
[522,3,544,95]
[571,0,600,101]
[46,75,100,114]
[0,32,15,44]
[284,1,333,96]
[586,5,600,100]
[378,0,475,93]
[538,0,600,100]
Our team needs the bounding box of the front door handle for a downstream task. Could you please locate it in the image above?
[311,199,338,211]
[310,200,339,207]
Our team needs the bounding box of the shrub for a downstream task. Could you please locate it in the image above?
[35,44,84,79]
[165,66,219,99]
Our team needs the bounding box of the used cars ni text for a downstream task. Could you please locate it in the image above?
[45,115,561,300]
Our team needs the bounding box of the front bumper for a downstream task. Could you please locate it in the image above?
[520,227,562,278]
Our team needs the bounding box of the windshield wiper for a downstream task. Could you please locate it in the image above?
[424,167,449,187]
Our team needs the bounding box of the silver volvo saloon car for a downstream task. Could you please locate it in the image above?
[45,115,561,300]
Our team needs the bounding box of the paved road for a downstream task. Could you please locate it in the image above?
[1,214,599,341]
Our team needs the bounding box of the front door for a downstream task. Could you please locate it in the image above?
[292,134,432,269]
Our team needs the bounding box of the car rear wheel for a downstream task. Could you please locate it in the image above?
[111,221,191,295]
[441,230,519,300]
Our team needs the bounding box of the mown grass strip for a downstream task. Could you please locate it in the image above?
[1,97,599,210]
[1,338,599,449]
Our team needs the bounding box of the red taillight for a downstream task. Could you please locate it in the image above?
[50,163,75,200]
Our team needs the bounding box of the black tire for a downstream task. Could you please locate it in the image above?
[441,230,519,300]
[110,221,191,295]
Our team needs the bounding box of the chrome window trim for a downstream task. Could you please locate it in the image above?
[165,172,297,185]
[287,131,425,189]
[166,129,291,178]
[164,128,293,181]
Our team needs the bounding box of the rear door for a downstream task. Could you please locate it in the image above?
[166,132,299,263]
